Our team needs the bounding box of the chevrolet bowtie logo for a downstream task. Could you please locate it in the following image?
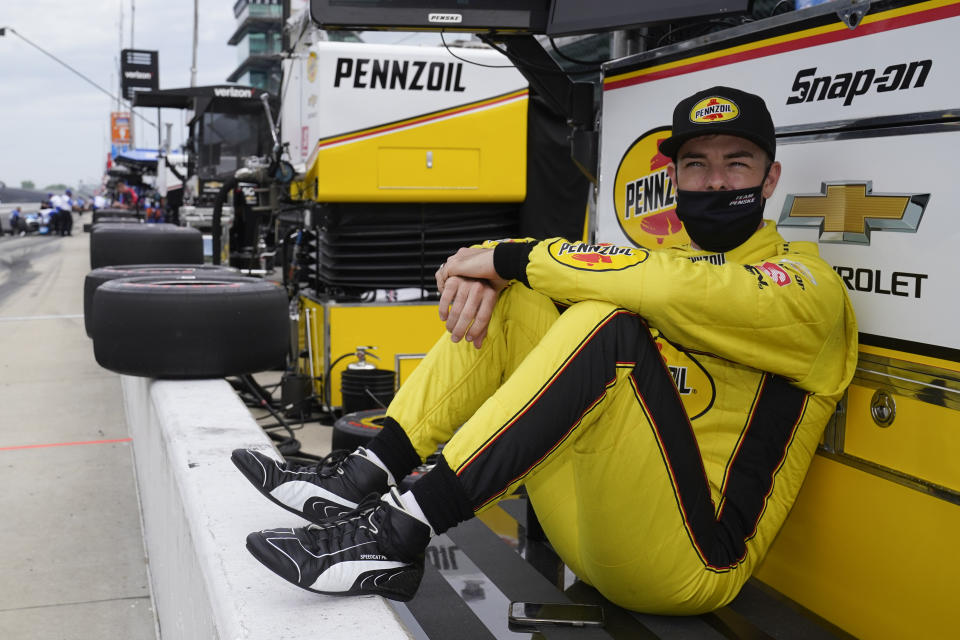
[778,181,929,245]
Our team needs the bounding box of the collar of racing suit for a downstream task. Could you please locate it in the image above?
[671,220,808,264]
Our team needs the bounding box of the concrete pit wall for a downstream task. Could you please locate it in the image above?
[121,375,411,640]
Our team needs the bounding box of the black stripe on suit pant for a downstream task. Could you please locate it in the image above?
[630,358,809,572]
[455,308,648,511]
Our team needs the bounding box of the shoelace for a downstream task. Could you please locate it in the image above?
[304,492,384,546]
[313,449,352,477]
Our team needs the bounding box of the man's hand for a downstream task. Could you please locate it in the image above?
[435,247,508,349]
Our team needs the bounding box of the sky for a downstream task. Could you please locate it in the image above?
[0,1,244,190]
[0,1,440,192]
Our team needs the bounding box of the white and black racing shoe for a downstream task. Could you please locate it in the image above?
[231,447,391,523]
[245,488,430,602]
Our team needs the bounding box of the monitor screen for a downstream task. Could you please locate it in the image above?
[547,0,750,36]
[310,1,749,34]
[310,0,550,32]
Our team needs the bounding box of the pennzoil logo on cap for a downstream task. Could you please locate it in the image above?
[548,240,649,272]
[690,97,739,124]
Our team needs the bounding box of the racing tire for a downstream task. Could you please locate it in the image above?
[92,208,141,225]
[91,274,289,378]
[83,264,237,337]
[87,218,140,232]
[332,408,387,452]
[90,223,202,269]
[331,409,441,490]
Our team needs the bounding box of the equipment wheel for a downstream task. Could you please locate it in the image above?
[91,274,288,378]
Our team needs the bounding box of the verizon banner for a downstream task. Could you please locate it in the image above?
[121,49,159,101]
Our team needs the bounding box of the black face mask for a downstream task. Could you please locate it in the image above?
[675,186,766,253]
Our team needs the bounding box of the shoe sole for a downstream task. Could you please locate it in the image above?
[245,533,419,602]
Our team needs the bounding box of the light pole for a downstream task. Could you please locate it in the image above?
[191,0,199,86]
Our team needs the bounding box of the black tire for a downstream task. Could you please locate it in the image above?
[89,218,140,231]
[331,409,441,491]
[90,223,202,269]
[332,409,386,451]
[91,274,289,378]
[83,264,237,337]
[92,208,141,224]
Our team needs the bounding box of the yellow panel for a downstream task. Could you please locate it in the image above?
[305,97,527,203]
[378,147,480,190]
[396,354,426,388]
[326,303,445,407]
[843,383,960,492]
[755,455,960,639]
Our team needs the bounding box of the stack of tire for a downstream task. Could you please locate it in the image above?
[83,207,141,233]
[86,223,288,378]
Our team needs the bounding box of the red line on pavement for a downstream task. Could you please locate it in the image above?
[0,438,132,452]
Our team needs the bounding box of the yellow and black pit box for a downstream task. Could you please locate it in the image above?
[298,295,447,409]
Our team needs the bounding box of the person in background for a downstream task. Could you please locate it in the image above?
[8,206,24,235]
[58,189,74,236]
[114,182,139,210]
[47,192,63,235]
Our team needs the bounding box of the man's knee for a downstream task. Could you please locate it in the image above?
[494,284,561,339]
[557,300,627,327]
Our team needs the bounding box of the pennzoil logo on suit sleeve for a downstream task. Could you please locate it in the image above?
[548,240,649,272]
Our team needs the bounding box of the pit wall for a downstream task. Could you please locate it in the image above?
[120,375,412,639]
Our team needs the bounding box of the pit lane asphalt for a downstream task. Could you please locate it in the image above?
[0,215,158,639]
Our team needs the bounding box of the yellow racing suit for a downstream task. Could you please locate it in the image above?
[386,221,858,614]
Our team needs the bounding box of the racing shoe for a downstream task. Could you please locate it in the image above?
[245,488,430,601]
[231,447,392,523]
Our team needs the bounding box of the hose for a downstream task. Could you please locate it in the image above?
[238,373,300,455]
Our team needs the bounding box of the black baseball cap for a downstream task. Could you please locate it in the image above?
[658,86,776,161]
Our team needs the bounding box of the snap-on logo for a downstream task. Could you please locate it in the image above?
[758,262,792,287]
[428,13,462,23]
[786,60,931,107]
[690,97,739,124]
